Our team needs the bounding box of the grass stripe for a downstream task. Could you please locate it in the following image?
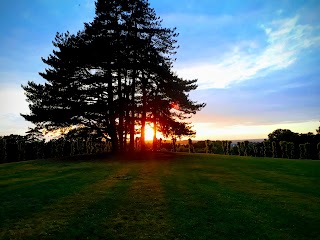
[51,163,142,239]
[0,161,122,229]
[161,154,320,239]
[0,163,129,239]
[103,160,176,240]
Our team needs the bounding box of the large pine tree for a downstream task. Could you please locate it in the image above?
[22,0,205,153]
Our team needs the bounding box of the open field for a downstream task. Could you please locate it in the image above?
[0,153,319,240]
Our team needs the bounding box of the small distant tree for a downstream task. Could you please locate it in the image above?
[304,143,311,159]
[172,137,177,152]
[210,141,223,154]
[263,140,271,157]
[258,143,263,157]
[227,141,232,155]
[208,140,213,153]
[252,143,257,157]
[243,141,249,156]
[317,142,320,159]
[17,141,26,161]
[0,137,7,163]
[221,141,227,155]
[272,141,277,158]
[231,145,239,155]
[240,142,245,156]
[287,142,294,159]
[299,144,305,159]
[221,140,231,155]
[279,141,288,158]
[188,138,194,153]
[237,142,241,156]
[204,140,210,153]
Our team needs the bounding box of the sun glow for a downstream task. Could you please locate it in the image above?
[144,124,155,141]
[192,121,319,140]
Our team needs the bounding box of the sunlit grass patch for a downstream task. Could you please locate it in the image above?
[103,161,175,240]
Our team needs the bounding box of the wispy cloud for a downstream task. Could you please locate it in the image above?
[176,15,320,89]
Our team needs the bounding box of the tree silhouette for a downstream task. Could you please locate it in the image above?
[279,141,287,158]
[263,140,271,157]
[237,142,241,156]
[21,0,205,153]
[272,141,277,158]
[287,142,294,159]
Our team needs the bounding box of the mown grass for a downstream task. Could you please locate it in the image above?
[0,153,319,239]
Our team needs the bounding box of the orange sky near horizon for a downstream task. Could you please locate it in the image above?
[143,120,319,141]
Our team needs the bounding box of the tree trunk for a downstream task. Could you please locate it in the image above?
[153,116,157,151]
[129,71,136,152]
[118,68,124,152]
[123,72,129,152]
[107,66,118,153]
[140,73,147,152]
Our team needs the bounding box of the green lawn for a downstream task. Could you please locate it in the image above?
[0,153,319,240]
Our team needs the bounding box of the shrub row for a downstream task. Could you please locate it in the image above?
[0,135,111,163]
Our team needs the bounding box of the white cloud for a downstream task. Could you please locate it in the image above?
[175,15,320,89]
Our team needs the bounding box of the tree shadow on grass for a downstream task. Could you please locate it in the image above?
[38,151,179,163]
[114,151,179,162]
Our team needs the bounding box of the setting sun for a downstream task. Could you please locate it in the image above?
[144,125,155,141]
[143,124,165,141]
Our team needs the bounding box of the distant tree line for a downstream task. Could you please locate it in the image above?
[0,132,111,164]
[1,127,319,163]
[182,128,320,160]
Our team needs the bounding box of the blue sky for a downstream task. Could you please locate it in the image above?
[0,0,319,140]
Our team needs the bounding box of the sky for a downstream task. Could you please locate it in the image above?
[0,0,319,140]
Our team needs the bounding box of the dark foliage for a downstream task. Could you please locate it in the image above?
[21,0,205,153]
[0,134,110,164]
